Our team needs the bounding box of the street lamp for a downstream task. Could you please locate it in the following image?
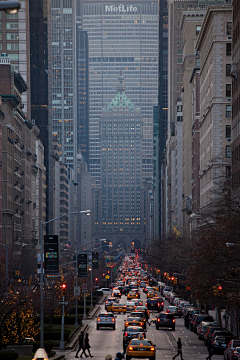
[0,1,20,13]
[40,210,90,349]
[0,243,8,291]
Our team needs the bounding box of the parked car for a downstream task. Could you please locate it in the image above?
[204,325,223,344]
[197,322,217,340]
[212,336,234,354]
[192,314,215,333]
[224,340,240,360]
[97,288,112,295]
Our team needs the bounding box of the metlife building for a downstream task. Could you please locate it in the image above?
[82,0,158,185]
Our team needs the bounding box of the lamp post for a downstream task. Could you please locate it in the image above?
[0,243,8,291]
[0,1,20,13]
[40,210,90,349]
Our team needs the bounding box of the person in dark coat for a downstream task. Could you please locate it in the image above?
[81,333,93,358]
[145,309,150,325]
[76,331,87,358]
[173,337,183,360]
[206,338,214,360]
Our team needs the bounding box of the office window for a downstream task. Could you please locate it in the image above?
[226,64,231,76]
[177,105,182,112]
[226,43,231,56]
[226,84,231,97]
[196,58,200,67]
[226,22,232,35]
[6,13,18,19]
[6,32,18,40]
[7,43,18,51]
[196,25,201,35]
[226,145,231,158]
[226,125,231,138]
[6,22,18,30]
[226,105,231,118]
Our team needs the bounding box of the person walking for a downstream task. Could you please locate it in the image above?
[206,338,214,360]
[149,310,156,325]
[81,333,93,358]
[173,337,183,360]
[145,309,150,325]
[105,355,112,360]
[115,352,124,360]
[76,331,87,358]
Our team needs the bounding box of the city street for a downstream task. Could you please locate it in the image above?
[61,289,224,360]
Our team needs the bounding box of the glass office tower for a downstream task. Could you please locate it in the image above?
[82,0,158,185]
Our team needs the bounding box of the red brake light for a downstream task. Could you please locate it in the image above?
[161,302,164,305]
[145,302,147,306]
[112,318,115,322]
[125,332,128,336]
[157,318,160,322]
[129,347,133,351]
[157,303,159,306]
[124,306,127,308]
[173,319,175,323]
[126,322,129,325]
[140,322,143,326]
[150,347,155,351]
[97,318,100,322]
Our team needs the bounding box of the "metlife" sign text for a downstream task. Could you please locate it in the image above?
[105,4,138,13]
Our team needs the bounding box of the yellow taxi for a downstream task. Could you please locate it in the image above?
[107,302,127,313]
[124,316,144,330]
[126,338,156,360]
[152,285,159,292]
[127,291,138,300]
[147,291,157,298]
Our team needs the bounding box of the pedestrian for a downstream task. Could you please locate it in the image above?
[81,333,93,358]
[115,352,124,360]
[173,337,183,360]
[206,338,214,360]
[105,355,112,360]
[145,309,150,325]
[76,331,87,358]
[149,310,156,325]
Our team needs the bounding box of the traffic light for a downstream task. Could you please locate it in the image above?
[62,283,66,296]
[218,284,223,295]
[213,285,219,296]
[95,277,98,284]
[92,252,99,269]
[174,277,177,284]
[164,272,167,277]
[171,276,174,283]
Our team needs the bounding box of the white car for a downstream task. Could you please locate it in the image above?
[97,288,112,294]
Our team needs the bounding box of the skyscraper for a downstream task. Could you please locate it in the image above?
[98,72,144,249]
[82,0,158,185]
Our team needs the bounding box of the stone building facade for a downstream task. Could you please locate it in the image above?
[196,5,232,212]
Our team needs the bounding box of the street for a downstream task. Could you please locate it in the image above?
[61,289,224,360]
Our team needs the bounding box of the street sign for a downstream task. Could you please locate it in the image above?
[78,253,88,277]
[83,284,87,290]
[58,301,69,305]
[74,286,80,296]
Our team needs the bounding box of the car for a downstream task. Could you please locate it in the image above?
[105,297,119,310]
[224,340,240,360]
[130,311,147,329]
[204,325,222,343]
[197,321,216,340]
[107,302,127,313]
[167,306,181,317]
[97,312,116,330]
[126,301,136,312]
[192,314,215,333]
[125,316,145,330]
[97,288,112,295]
[163,287,173,297]
[126,338,156,360]
[156,312,175,330]
[135,306,150,317]
[212,336,234,354]
[147,291,157,298]
[128,291,138,300]
[212,330,234,343]
[146,298,163,312]
[123,326,147,351]
[132,299,143,307]
[112,289,121,297]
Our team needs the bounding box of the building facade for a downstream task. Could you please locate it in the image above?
[196,5,232,212]
[98,72,145,250]
[82,0,158,185]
